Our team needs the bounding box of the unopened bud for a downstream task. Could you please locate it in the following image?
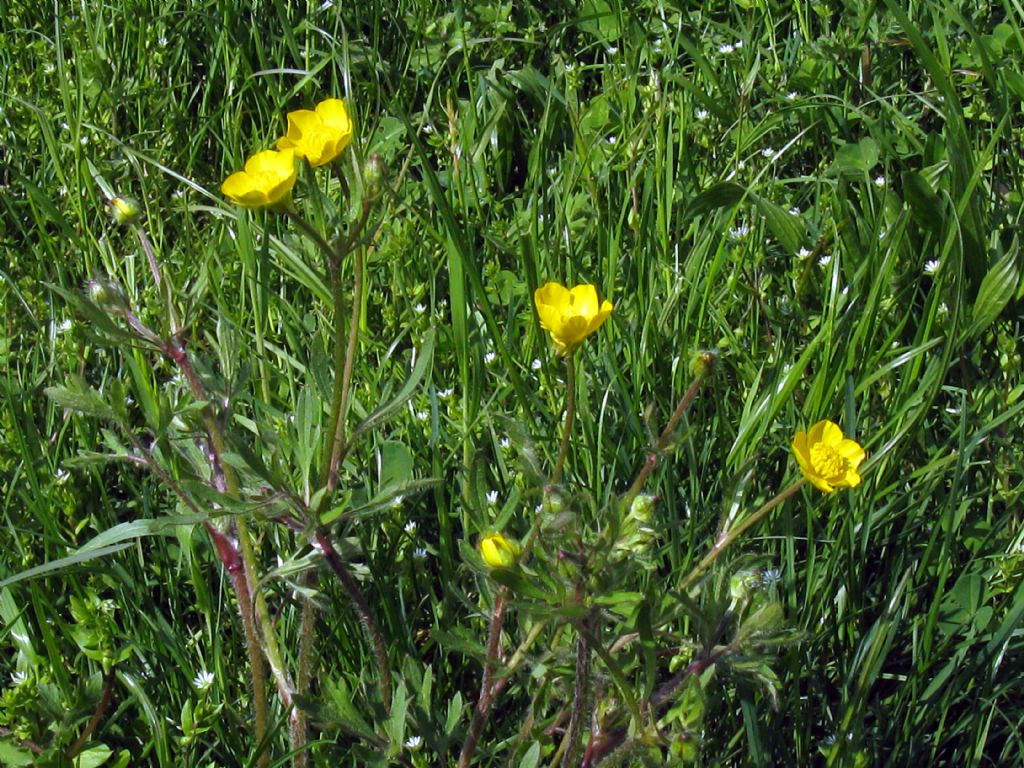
[87,276,129,312]
[109,196,141,225]
[479,532,520,569]
[688,349,718,379]
[628,494,656,522]
[363,153,385,199]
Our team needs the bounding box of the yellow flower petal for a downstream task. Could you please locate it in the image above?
[534,281,613,355]
[221,149,296,208]
[277,99,354,167]
[791,419,865,493]
[479,532,520,569]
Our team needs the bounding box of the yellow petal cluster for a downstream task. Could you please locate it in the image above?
[277,98,354,167]
[479,533,520,569]
[791,420,865,493]
[534,282,613,355]
[221,148,297,208]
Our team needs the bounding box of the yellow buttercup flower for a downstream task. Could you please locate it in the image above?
[534,282,613,355]
[791,420,865,493]
[479,533,520,569]
[221,148,297,208]
[277,98,354,167]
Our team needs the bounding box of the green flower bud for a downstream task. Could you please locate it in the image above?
[109,196,141,225]
[628,494,656,523]
[87,277,129,313]
[363,153,385,199]
[688,349,718,379]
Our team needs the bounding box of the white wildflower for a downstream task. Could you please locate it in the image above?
[193,670,215,691]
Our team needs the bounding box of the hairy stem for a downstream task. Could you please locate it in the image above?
[623,367,709,508]
[458,588,509,768]
[313,530,392,708]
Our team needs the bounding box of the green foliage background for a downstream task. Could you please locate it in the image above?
[2,0,1022,765]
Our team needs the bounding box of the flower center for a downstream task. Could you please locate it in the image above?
[810,443,847,478]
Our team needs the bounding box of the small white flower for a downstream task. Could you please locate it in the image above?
[761,146,776,158]
[924,259,940,275]
[486,490,499,505]
[158,36,168,47]
[695,108,709,120]
[786,90,798,101]
[729,223,750,240]
[531,358,542,371]
[789,206,800,216]
[413,547,428,560]
[438,387,454,399]
[79,135,88,146]
[606,46,618,54]
[415,410,429,421]
[413,303,426,314]
[59,186,68,197]
[11,671,28,686]
[44,64,55,75]
[818,254,833,267]
[484,351,497,364]
[797,247,811,260]
[874,175,886,188]
[193,670,215,691]
[404,521,417,535]
[405,735,423,750]
[60,122,70,131]
[736,159,746,171]
[606,135,617,144]
[58,318,72,333]
[499,437,511,450]
[54,468,70,484]
[938,302,949,316]
[719,43,735,54]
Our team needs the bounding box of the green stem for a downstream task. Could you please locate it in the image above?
[679,478,807,591]
[553,353,576,485]
[622,369,708,508]
[291,577,317,768]
[327,241,364,492]
[313,530,392,708]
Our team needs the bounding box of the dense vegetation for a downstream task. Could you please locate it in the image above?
[2,1,1022,766]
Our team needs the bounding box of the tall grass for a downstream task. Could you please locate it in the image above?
[2,1,1022,766]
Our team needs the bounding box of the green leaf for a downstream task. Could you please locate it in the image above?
[829,137,880,176]
[965,246,1020,339]
[0,544,132,589]
[352,330,435,439]
[0,741,34,766]
[518,743,541,768]
[45,377,117,420]
[77,515,208,553]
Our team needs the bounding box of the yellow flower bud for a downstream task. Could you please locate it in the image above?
[109,196,141,225]
[479,533,520,569]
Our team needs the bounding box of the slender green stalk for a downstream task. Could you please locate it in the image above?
[553,353,576,485]
[560,610,593,768]
[313,530,392,708]
[622,366,709,508]
[291,578,318,768]
[679,478,807,591]
[327,240,364,492]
